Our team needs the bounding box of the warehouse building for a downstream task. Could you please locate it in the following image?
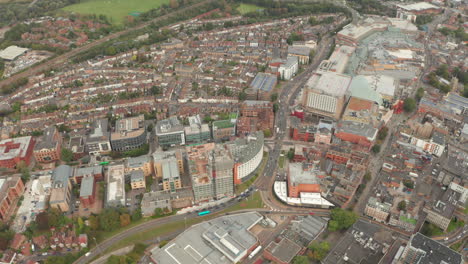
[302,72,352,120]
[150,212,263,264]
[0,46,28,61]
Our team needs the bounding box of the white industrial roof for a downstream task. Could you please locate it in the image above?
[397,2,439,11]
[362,74,396,98]
[306,72,351,97]
[387,49,414,59]
[0,45,28,60]
[106,165,125,205]
[150,212,263,264]
[338,21,387,40]
[326,45,356,74]
[387,18,418,31]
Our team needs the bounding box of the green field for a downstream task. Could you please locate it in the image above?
[237,3,261,14]
[62,0,170,24]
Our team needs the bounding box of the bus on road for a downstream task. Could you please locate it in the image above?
[198,210,211,216]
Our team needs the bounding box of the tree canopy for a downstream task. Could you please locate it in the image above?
[61,148,74,162]
[328,208,358,231]
[398,200,407,211]
[308,241,330,261]
[99,208,121,232]
[292,255,309,264]
[403,98,416,113]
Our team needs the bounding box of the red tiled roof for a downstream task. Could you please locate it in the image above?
[10,234,26,250]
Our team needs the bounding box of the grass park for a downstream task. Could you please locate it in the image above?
[62,0,170,24]
[237,3,262,14]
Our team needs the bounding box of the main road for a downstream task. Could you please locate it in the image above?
[259,35,334,211]
[74,204,329,264]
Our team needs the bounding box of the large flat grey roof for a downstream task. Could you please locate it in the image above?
[80,176,94,197]
[156,116,184,135]
[125,155,150,169]
[306,72,351,97]
[150,212,262,264]
[52,165,72,189]
[408,233,462,264]
[250,73,277,92]
[74,165,102,177]
[265,238,301,264]
[34,126,58,151]
[288,45,311,56]
[162,159,180,180]
[289,163,319,186]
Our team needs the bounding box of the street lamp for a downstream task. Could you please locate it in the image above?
[93,237,102,255]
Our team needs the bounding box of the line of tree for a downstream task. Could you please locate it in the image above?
[347,0,395,17]
[0,59,4,78]
[428,64,468,96]
[438,26,468,42]
[415,15,433,26]
[106,243,147,264]
[238,0,352,21]
[0,77,28,95]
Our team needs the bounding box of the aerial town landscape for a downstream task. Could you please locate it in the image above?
[0,0,466,263]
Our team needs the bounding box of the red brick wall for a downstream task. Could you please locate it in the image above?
[233,164,241,185]
[335,132,372,148]
[288,182,321,198]
[291,128,313,142]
